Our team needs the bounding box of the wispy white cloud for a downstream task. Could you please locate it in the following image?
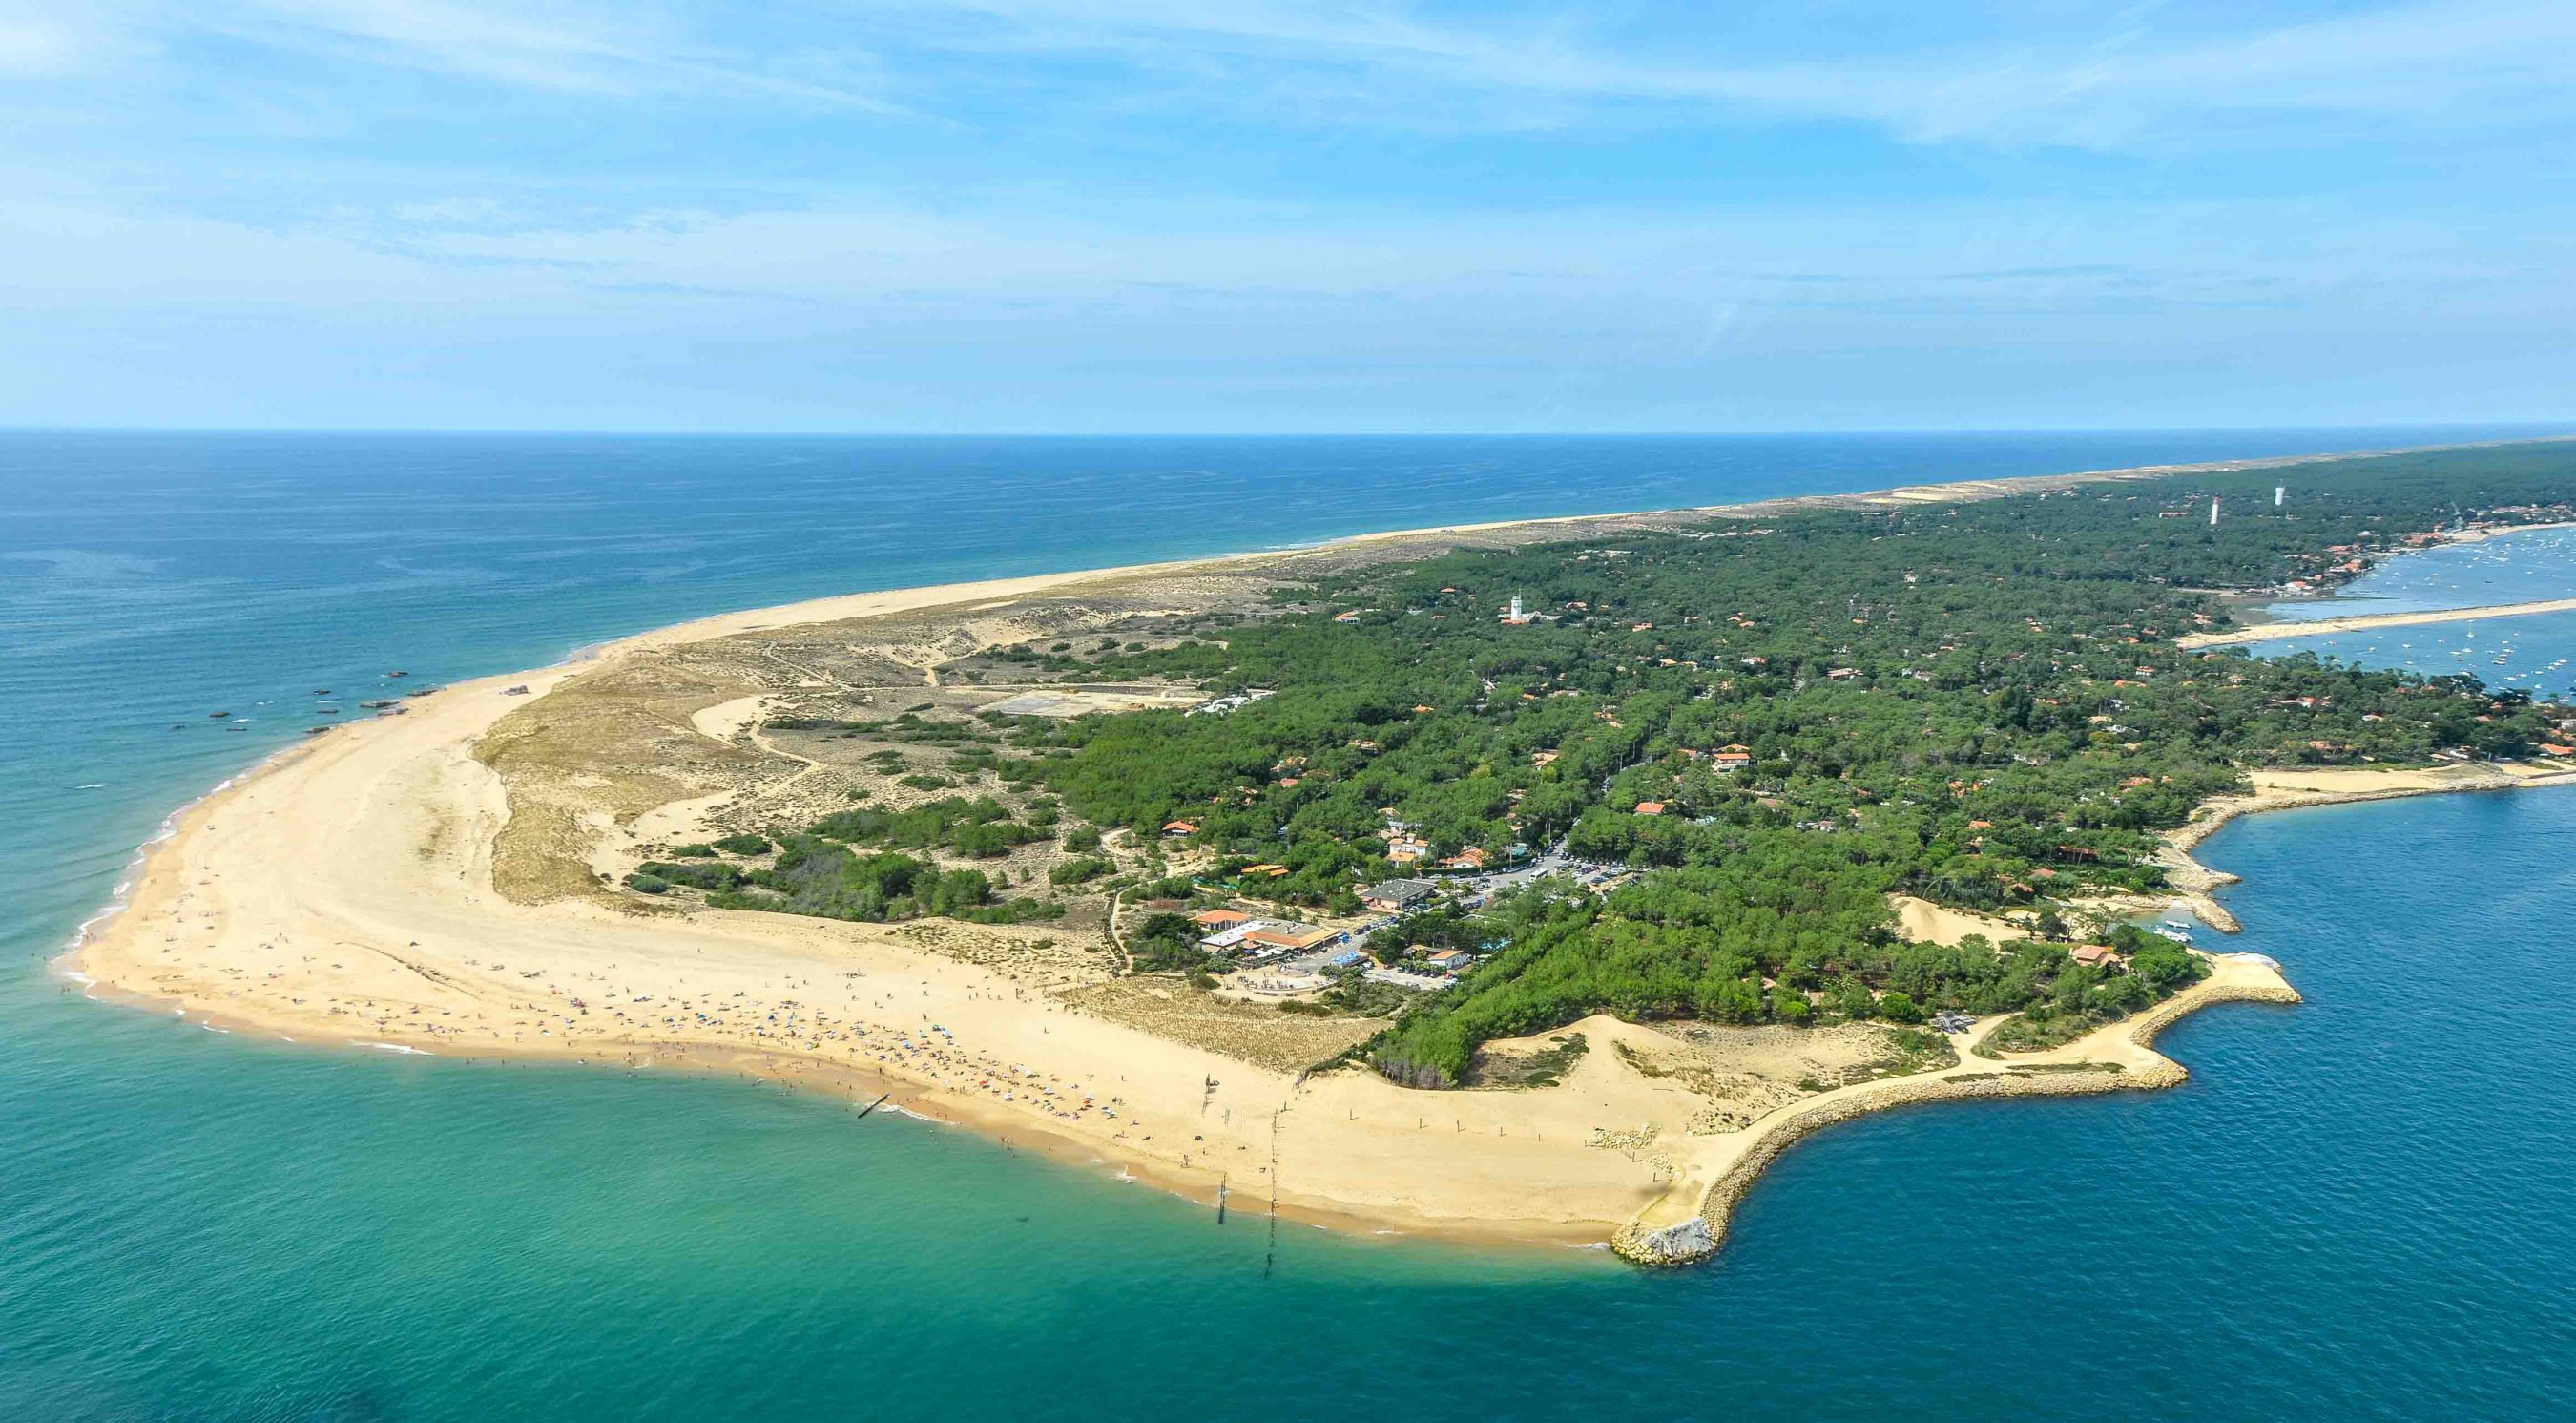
[862,0,2576,146]
[27,1,2576,147]
[2,2,2571,429]
[1865,0,2576,144]
[190,0,899,109]
[7,183,2568,430]
[14,181,2544,320]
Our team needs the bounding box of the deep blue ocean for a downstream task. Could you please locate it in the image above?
[5,429,2573,1422]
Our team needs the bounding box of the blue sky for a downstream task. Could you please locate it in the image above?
[2,1,2571,431]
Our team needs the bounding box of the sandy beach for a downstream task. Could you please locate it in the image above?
[2177,596,2576,647]
[72,446,2573,1262]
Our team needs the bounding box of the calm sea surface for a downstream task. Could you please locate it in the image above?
[2262,525,2576,701]
[5,429,2573,1421]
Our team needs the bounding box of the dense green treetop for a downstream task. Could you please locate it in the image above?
[712,446,2576,1084]
[997,447,2576,1081]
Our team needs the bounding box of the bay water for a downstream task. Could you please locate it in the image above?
[2262,524,2576,701]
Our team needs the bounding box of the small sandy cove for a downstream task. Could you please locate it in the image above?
[92,465,2564,1262]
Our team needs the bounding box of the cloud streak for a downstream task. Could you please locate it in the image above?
[189,0,899,109]
[26,1,2576,147]
[849,0,2576,147]
[1,2,2570,429]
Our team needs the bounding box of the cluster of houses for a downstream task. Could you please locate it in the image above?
[2264,511,2576,598]
[1183,882,1487,994]
[1187,908,1351,959]
[1377,815,1505,870]
[1383,837,1491,870]
[1677,743,1755,768]
[1385,948,1479,976]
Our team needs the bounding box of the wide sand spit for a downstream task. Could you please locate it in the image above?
[71,443,2576,1264]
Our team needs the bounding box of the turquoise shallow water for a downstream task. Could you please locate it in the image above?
[6,429,2574,1421]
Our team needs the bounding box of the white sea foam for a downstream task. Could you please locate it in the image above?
[62,755,286,959]
[875,1102,944,1123]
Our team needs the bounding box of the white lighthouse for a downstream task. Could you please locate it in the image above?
[2275,485,2285,508]
[2210,498,2221,527]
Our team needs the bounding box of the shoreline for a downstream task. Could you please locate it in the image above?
[2178,596,2576,648]
[1619,957,2308,1265]
[68,645,1673,1252]
[2183,518,2576,644]
[76,961,1614,1255]
[60,437,2576,1264]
